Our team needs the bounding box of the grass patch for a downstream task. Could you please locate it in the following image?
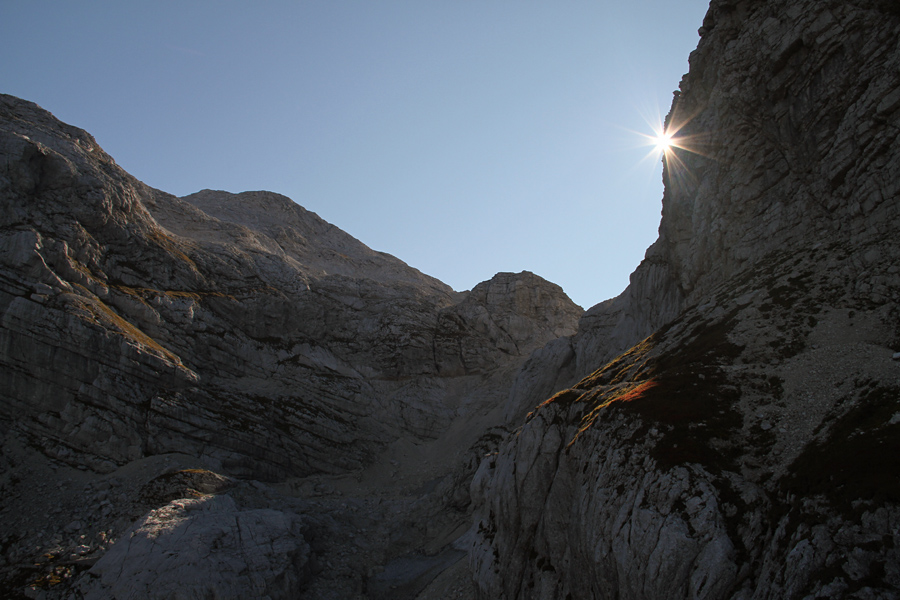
[566,379,660,447]
[575,337,657,389]
[559,305,745,473]
[146,229,199,271]
[534,388,584,412]
[165,290,203,300]
[623,307,745,472]
[110,284,230,303]
[69,294,181,364]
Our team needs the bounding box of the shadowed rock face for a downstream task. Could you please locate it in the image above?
[565,0,900,381]
[472,1,900,598]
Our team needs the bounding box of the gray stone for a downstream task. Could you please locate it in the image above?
[78,495,310,600]
[63,521,82,533]
[4,0,900,596]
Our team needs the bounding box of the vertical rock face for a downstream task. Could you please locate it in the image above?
[569,0,900,378]
[472,1,900,598]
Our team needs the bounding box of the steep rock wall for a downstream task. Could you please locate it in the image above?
[473,1,900,598]
[564,0,900,380]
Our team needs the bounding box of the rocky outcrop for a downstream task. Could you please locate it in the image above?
[78,494,311,600]
[566,0,900,379]
[472,0,900,598]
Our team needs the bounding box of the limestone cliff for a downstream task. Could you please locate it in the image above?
[472,0,900,598]
[0,93,582,597]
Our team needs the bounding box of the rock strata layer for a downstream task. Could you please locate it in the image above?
[471,0,900,598]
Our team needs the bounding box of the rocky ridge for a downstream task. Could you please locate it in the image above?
[471,0,900,598]
[0,92,581,597]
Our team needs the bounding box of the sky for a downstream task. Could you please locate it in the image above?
[1,1,710,309]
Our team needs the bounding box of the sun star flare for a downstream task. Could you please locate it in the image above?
[654,131,674,153]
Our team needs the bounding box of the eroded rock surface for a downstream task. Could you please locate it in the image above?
[0,91,580,486]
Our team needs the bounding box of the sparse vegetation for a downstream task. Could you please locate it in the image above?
[68,294,182,364]
[551,303,745,473]
[146,229,199,271]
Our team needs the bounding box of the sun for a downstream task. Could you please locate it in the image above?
[631,104,711,194]
[631,108,707,174]
[654,131,674,153]
[636,122,680,160]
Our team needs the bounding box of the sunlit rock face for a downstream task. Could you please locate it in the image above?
[472,1,900,598]
[0,92,580,479]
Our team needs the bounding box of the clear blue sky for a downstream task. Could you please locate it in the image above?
[2,1,710,309]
